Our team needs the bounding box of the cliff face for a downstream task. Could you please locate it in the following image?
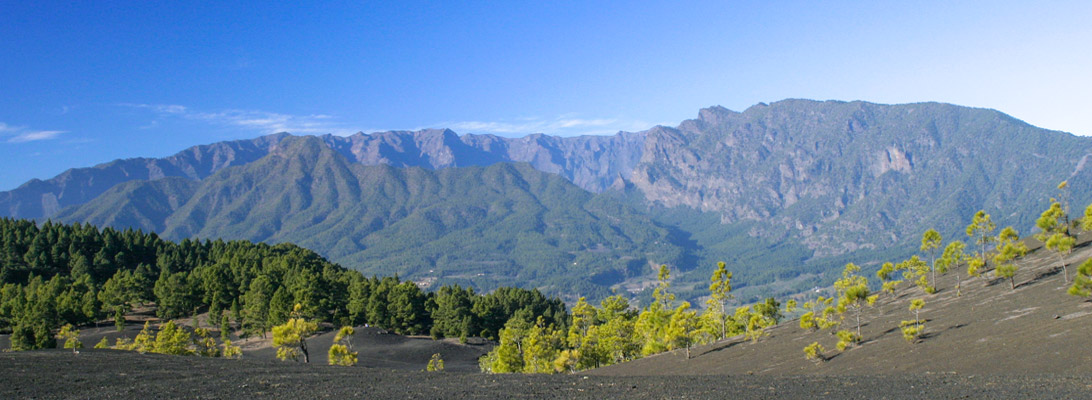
[630,100,1092,257]
[320,129,647,193]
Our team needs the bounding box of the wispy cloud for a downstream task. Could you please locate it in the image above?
[438,115,657,137]
[9,130,66,143]
[0,122,67,143]
[122,103,356,136]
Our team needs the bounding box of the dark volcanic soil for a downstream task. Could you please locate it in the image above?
[2,350,1089,399]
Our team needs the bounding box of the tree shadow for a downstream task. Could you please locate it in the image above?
[918,322,965,341]
[698,339,744,356]
[861,318,935,345]
[1015,266,1062,289]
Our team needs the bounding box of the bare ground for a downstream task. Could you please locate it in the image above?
[2,350,1090,399]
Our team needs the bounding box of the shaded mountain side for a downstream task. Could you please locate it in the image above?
[631,100,1092,260]
[56,136,689,300]
[0,133,291,220]
[51,177,200,233]
[590,232,1092,376]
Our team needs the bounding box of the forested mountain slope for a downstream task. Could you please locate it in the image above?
[55,136,687,299]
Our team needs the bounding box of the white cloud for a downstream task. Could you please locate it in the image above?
[439,115,658,137]
[0,122,66,143]
[124,104,356,136]
[8,130,65,143]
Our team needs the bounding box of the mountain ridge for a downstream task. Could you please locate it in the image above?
[9,99,1092,301]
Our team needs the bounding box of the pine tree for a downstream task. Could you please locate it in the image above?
[192,327,219,357]
[1037,200,1076,283]
[426,353,445,371]
[219,313,232,342]
[243,276,273,338]
[803,341,826,364]
[1058,181,1072,233]
[521,317,562,373]
[328,326,358,366]
[897,256,931,294]
[272,304,318,363]
[563,297,596,369]
[230,298,242,328]
[835,329,859,351]
[936,241,967,295]
[876,262,902,295]
[753,297,783,324]
[900,299,926,343]
[56,324,82,353]
[966,210,996,275]
[1067,259,1092,297]
[665,302,699,358]
[153,320,194,355]
[132,321,155,353]
[734,305,773,343]
[921,229,943,291]
[993,227,1027,290]
[1082,203,1092,232]
[636,265,675,355]
[487,319,528,373]
[706,261,733,340]
[597,295,638,365]
[834,263,877,339]
[114,307,125,332]
[221,339,242,359]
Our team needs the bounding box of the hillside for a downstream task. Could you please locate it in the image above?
[591,231,1092,376]
[55,136,688,299]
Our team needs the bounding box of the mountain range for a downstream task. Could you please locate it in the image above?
[4,99,1091,302]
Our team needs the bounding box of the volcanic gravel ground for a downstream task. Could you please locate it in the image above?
[2,350,1090,399]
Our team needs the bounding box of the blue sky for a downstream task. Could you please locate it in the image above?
[2,1,1091,190]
